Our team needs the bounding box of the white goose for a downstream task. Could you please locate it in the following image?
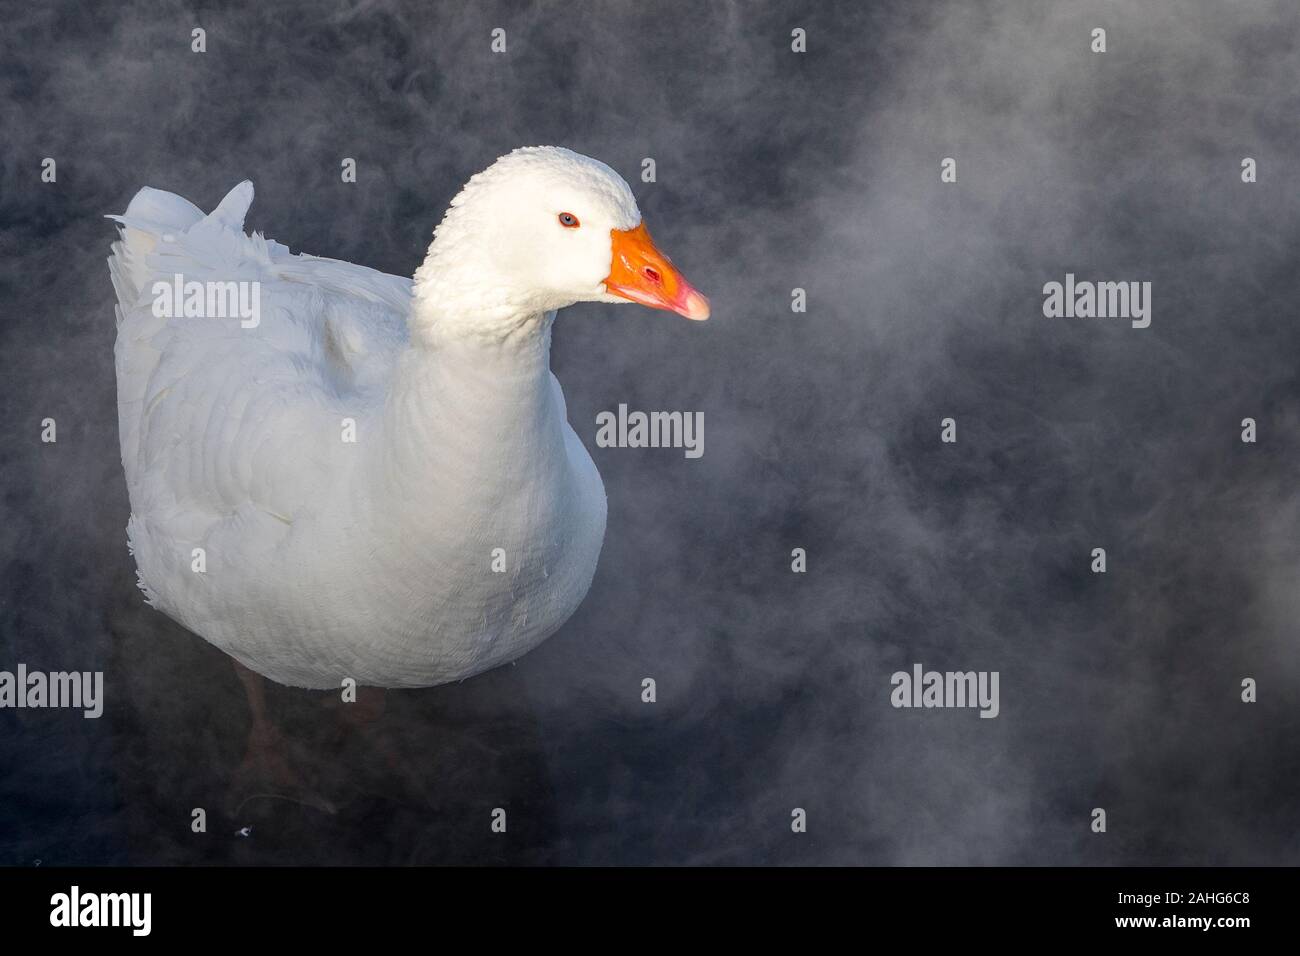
[108,146,709,691]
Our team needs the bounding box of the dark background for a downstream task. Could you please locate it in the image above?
[1,0,1298,865]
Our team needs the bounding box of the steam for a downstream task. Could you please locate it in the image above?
[0,0,1296,864]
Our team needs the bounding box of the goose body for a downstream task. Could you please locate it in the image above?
[107,147,708,689]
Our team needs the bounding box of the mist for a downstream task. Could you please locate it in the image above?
[1,0,1297,864]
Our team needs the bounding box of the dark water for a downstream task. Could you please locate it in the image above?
[1,0,1298,865]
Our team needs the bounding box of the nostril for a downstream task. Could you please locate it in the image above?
[643,266,661,284]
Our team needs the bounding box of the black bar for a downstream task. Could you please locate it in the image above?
[0,866,1278,941]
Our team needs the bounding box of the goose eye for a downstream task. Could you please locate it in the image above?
[558,212,580,228]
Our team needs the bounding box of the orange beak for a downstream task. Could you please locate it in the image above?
[604,222,710,321]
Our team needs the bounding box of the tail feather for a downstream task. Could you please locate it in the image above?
[207,180,254,230]
[109,181,254,498]
[107,186,206,307]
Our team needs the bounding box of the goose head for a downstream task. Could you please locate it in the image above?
[414,146,709,341]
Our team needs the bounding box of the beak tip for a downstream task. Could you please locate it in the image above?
[681,291,711,321]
